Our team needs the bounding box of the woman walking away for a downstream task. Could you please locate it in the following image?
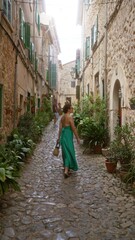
[57,103,80,178]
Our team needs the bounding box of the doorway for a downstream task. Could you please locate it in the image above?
[113,80,122,128]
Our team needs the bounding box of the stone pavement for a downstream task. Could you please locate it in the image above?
[0,121,135,240]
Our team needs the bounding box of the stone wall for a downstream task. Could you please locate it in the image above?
[79,0,135,139]
[107,0,135,124]
[59,61,77,107]
[0,22,16,141]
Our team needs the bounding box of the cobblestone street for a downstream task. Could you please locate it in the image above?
[0,121,135,240]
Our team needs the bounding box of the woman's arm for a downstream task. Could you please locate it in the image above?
[70,117,80,144]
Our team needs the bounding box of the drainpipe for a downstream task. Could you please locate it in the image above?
[13,48,18,128]
[104,2,109,135]
[104,2,108,99]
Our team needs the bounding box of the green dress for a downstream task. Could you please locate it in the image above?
[60,126,78,171]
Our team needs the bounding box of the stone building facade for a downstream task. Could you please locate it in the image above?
[59,61,77,108]
[0,1,60,142]
[77,0,135,139]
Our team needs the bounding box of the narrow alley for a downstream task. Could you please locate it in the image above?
[0,121,135,240]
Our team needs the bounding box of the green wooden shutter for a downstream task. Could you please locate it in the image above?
[76,59,80,76]
[32,43,35,64]
[86,36,90,59]
[91,26,94,48]
[76,85,80,100]
[38,98,40,108]
[35,52,38,72]
[29,42,32,62]
[51,64,56,89]
[27,93,30,112]
[38,14,40,34]
[19,8,23,40]
[46,70,49,81]
[25,23,30,49]
[0,85,2,127]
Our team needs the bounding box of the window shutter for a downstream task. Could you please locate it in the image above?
[91,26,94,48]
[25,23,30,49]
[19,8,24,40]
[35,52,38,72]
[76,59,80,75]
[32,43,35,64]
[38,14,40,34]
[86,36,90,59]
[35,0,38,23]
[29,42,32,62]
[38,98,40,108]
[46,70,49,81]
[0,85,2,127]
[3,0,12,22]
[76,85,80,100]
[51,64,56,88]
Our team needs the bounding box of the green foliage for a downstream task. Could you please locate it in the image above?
[0,97,52,196]
[108,123,135,168]
[75,95,108,147]
[41,96,53,119]
[0,145,21,195]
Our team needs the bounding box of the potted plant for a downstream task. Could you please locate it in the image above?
[105,123,135,173]
[105,156,118,173]
[129,97,135,110]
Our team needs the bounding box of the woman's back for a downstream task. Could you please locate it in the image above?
[61,114,71,128]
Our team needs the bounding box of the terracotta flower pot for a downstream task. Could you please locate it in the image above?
[93,145,102,154]
[105,159,117,173]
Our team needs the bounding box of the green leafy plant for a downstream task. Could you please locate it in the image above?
[76,95,108,148]
[108,123,135,170]
[129,97,135,105]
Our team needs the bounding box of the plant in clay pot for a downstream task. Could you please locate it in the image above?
[105,123,135,173]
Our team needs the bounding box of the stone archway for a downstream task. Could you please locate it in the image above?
[109,65,128,140]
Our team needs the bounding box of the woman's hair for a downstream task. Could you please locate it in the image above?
[63,103,71,113]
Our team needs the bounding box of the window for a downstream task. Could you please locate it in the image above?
[85,36,90,59]
[19,8,30,49]
[25,23,30,49]
[76,85,80,100]
[29,1,32,11]
[0,85,3,127]
[71,81,75,88]
[46,70,49,81]
[50,63,57,89]
[91,16,98,49]
[27,92,30,112]
[38,98,40,108]
[95,72,99,95]
[3,0,12,22]
[35,0,40,34]
[76,49,80,77]
[87,83,90,95]
[102,79,105,98]
[29,42,35,64]
[95,72,99,88]
[19,94,23,109]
